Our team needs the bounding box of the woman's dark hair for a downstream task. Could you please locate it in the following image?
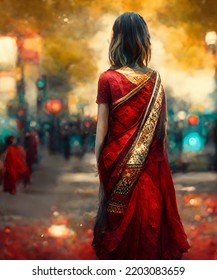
[109,12,151,69]
[5,136,15,146]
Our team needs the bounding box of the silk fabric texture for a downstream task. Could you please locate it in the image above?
[93,69,190,260]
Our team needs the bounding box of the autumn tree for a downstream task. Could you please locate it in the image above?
[0,0,117,90]
[3,0,215,91]
[157,0,217,69]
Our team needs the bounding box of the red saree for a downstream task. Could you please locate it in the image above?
[93,69,190,260]
[3,145,29,195]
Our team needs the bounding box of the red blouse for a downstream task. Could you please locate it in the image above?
[96,70,138,105]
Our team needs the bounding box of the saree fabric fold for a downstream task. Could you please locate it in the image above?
[93,69,190,260]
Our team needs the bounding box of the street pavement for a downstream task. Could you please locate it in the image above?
[0,147,216,260]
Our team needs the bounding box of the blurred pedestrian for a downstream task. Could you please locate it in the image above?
[61,125,71,160]
[3,136,29,195]
[93,12,190,260]
[24,131,38,175]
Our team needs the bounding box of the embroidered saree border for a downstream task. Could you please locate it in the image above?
[112,71,154,111]
[107,73,164,213]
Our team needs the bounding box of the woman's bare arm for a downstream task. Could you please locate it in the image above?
[95,103,109,162]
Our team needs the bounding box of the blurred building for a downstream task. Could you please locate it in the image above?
[0,36,17,116]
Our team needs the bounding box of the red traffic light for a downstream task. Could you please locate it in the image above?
[188,115,199,125]
[45,99,62,114]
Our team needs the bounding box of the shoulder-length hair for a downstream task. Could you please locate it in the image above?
[109,12,151,69]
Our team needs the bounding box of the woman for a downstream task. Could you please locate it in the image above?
[3,136,29,195]
[93,12,190,260]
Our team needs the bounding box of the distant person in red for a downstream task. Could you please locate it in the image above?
[3,136,29,195]
[24,132,38,175]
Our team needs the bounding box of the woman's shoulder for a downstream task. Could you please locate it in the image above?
[100,66,158,75]
[143,67,163,83]
[141,67,161,77]
[98,69,116,80]
[98,67,162,84]
[148,67,162,78]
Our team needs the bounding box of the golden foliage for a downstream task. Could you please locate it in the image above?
[1,0,217,85]
[157,25,213,70]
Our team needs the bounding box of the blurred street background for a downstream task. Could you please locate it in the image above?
[0,0,217,260]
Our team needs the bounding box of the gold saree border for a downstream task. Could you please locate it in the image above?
[107,73,164,213]
[112,71,154,111]
[114,67,153,85]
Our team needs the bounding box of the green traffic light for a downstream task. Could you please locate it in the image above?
[36,79,46,89]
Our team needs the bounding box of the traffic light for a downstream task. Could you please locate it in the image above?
[183,132,204,152]
[188,114,199,126]
[36,75,47,113]
[44,99,63,115]
[36,75,47,91]
[182,113,204,152]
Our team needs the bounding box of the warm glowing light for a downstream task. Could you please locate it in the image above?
[189,198,196,205]
[45,99,62,114]
[207,208,213,213]
[194,215,201,221]
[189,198,202,206]
[86,229,93,236]
[180,186,196,192]
[4,227,11,233]
[0,37,17,68]
[205,31,217,46]
[48,224,76,238]
[53,211,59,217]
[30,121,37,127]
[177,110,187,121]
[188,115,199,125]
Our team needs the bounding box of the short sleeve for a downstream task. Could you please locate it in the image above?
[96,72,111,104]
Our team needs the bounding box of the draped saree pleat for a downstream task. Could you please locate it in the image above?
[93,69,190,260]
